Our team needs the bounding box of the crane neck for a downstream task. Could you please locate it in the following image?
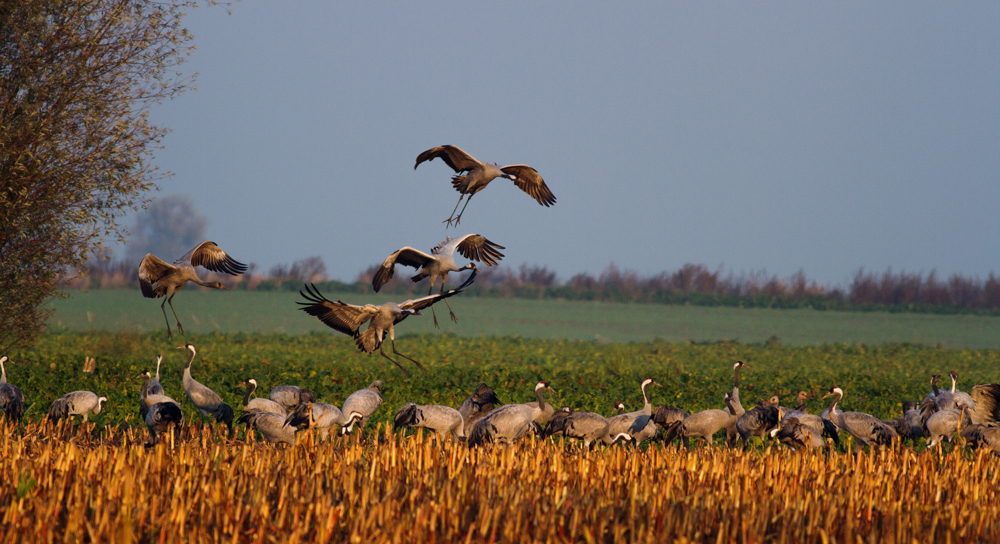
[949,375,957,394]
[242,383,255,408]
[155,358,162,379]
[185,348,196,369]
[827,391,842,416]
[931,377,940,396]
[0,359,6,384]
[535,387,548,412]
[640,382,652,411]
[141,375,149,402]
[733,366,741,390]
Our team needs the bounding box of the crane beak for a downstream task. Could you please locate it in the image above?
[220,285,229,291]
[412,310,422,316]
[175,346,187,350]
[653,381,663,387]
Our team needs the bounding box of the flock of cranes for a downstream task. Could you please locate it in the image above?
[135,144,551,374]
[2,347,998,455]
[4,144,998,457]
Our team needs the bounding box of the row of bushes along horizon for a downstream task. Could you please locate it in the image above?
[63,258,1000,316]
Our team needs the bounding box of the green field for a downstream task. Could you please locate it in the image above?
[7,330,999,439]
[48,289,1000,348]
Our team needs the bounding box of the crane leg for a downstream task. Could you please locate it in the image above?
[443,194,465,227]
[379,344,411,376]
[166,294,184,335]
[160,299,173,339]
[428,284,440,329]
[452,194,474,226]
[441,283,458,323]
[391,339,426,371]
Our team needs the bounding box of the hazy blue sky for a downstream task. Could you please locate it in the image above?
[139,2,998,286]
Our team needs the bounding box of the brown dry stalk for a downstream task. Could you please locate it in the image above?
[0,422,997,543]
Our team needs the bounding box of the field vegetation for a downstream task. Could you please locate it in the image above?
[2,332,999,542]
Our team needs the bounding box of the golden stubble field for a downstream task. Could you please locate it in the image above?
[1,422,997,544]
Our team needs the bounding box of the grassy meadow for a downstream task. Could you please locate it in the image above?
[48,289,1000,347]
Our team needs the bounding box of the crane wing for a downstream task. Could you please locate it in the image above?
[177,241,248,276]
[138,254,175,298]
[453,234,505,266]
[414,145,482,173]
[397,269,477,316]
[372,247,434,292]
[297,284,376,338]
[501,164,556,207]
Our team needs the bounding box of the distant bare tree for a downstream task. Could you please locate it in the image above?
[126,195,208,264]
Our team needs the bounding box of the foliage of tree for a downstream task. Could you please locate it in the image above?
[0,0,198,351]
[125,194,208,264]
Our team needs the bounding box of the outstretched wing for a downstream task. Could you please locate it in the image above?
[372,247,435,292]
[452,234,505,266]
[398,269,477,314]
[176,241,248,276]
[138,254,175,298]
[297,284,377,338]
[501,164,556,207]
[414,145,482,173]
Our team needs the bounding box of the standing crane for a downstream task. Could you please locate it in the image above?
[0,356,25,423]
[394,403,466,442]
[339,380,384,435]
[415,145,556,227]
[239,379,287,416]
[48,391,107,422]
[372,234,504,327]
[178,344,234,430]
[543,407,611,449]
[822,387,897,448]
[468,382,557,446]
[284,401,366,440]
[138,241,247,338]
[603,378,661,444]
[297,271,476,374]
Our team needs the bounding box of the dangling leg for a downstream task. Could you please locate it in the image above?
[443,194,465,227]
[391,338,426,371]
[160,299,173,339]
[428,284,440,329]
[441,283,458,323]
[453,194,474,226]
[166,293,184,335]
[379,344,411,376]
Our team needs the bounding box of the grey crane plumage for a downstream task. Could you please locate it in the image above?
[284,401,365,440]
[736,398,780,445]
[924,408,971,448]
[339,380,384,435]
[543,408,611,448]
[148,355,165,396]
[48,391,107,422]
[145,401,183,446]
[138,370,181,421]
[822,387,897,448]
[457,383,502,428]
[662,393,739,447]
[240,379,287,416]
[138,241,247,338]
[961,424,1000,455]
[724,361,748,445]
[372,234,503,327]
[943,371,1000,426]
[769,417,826,450]
[0,356,26,423]
[269,386,316,412]
[394,403,466,442]
[468,382,556,446]
[603,378,661,444]
[178,344,234,429]
[415,145,556,227]
[651,405,689,428]
[298,271,476,374]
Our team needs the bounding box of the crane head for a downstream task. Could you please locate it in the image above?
[96,397,107,413]
[734,361,748,371]
[535,381,556,394]
[211,282,229,290]
[949,371,958,380]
